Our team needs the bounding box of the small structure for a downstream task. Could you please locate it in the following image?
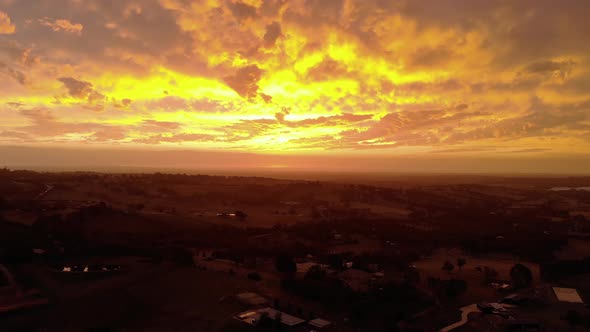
[308,318,332,329]
[553,287,584,303]
[235,307,305,328]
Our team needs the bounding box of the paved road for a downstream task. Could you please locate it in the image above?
[439,303,480,332]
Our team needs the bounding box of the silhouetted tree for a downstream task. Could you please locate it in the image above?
[457,258,466,271]
[257,311,272,328]
[510,263,533,289]
[274,311,282,330]
[248,272,262,281]
[235,210,248,220]
[442,260,455,273]
[403,268,420,286]
[275,254,297,278]
[562,310,582,328]
[481,266,499,282]
[327,253,344,270]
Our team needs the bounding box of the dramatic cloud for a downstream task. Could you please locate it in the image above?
[0,0,589,158]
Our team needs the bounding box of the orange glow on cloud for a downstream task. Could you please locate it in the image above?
[0,1,589,159]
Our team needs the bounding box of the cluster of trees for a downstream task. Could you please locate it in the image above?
[349,281,433,331]
[441,258,467,273]
[510,263,533,289]
[274,253,296,277]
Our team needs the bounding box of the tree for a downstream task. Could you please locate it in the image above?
[457,258,466,271]
[327,253,344,270]
[562,310,582,328]
[510,263,533,289]
[248,272,262,281]
[442,260,455,273]
[482,266,499,282]
[256,311,272,328]
[403,268,420,286]
[275,254,297,277]
[274,311,282,330]
[235,210,248,220]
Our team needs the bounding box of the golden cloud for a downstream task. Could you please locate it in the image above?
[0,11,15,34]
[0,0,588,156]
[39,18,83,34]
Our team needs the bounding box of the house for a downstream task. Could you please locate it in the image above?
[235,307,305,328]
[308,318,332,330]
[552,287,584,303]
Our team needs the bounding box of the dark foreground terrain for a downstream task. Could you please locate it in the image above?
[2,168,590,331]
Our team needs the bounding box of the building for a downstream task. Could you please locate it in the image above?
[552,287,584,303]
[235,307,305,328]
[308,318,332,330]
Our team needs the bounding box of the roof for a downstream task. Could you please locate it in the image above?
[309,318,332,328]
[553,287,584,303]
[257,308,305,326]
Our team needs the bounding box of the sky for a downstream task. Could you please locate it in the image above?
[1,0,590,173]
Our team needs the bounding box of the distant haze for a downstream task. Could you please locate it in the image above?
[2,146,590,176]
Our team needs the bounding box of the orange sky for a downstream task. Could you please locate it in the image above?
[1,0,590,171]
